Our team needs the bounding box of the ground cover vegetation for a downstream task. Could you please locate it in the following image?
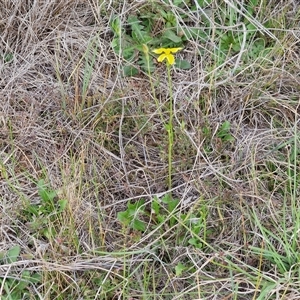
[0,0,299,299]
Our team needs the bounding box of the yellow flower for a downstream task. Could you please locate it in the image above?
[152,47,183,65]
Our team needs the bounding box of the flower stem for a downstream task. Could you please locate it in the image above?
[166,63,173,191]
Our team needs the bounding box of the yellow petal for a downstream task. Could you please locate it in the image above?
[157,53,167,62]
[166,54,175,65]
[169,47,183,53]
[163,49,171,55]
[152,48,165,54]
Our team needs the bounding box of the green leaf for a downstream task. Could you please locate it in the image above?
[111,38,119,50]
[175,59,191,69]
[15,271,31,291]
[175,262,186,276]
[117,211,131,226]
[162,195,179,213]
[157,215,164,224]
[220,121,230,132]
[24,204,39,216]
[31,272,42,284]
[122,65,139,77]
[118,200,146,230]
[37,180,57,204]
[128,15,149,44]
[257,282,278,300]
[3,53,13,63]
[217,121,235,142]
[0,251,5,261]
[191,224,201,235]
[132,219,146,232]
[6,245,21,263]
[188,238,202,248]
[58,199,68,213]
[173,0,183,6]
[110,16,122,36]
[151,198,160,215]
[127,199,145,215]
[162,30,182,43]
[138,56,155,73]
[182,28,207,41]
[122,47,135,61]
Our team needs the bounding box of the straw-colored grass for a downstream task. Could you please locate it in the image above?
[0,0,299,299]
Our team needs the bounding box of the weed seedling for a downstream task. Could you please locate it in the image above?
[0,245,41,300]
[110,8,190,76]
[21,179,67,240]
[117,199,147,232]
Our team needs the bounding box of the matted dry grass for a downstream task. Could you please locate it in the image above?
[1,0,300,299]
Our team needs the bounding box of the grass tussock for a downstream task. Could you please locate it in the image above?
[0,0,300,299]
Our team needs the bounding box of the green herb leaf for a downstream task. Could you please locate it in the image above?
[175,262,186,276]
[162,30,182,43]
[175,59,191,69]
[122,65,139,77]
[132,219,146,231]
[6,245,21,263]
[117,211,131,226]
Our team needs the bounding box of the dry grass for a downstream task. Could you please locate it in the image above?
[0,0,300,299]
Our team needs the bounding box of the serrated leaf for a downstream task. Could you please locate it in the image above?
[117,211,131,226]
[161,195,179,213]
[122,47,135,61]
[168,199,179,213]
[162,30,182,43]
[157,215,164,224]
[175,262,186,276]
[128,199,145,212]
[132,219,146,232]
[220,120,231,131]
[188,238,202,248]
[128,15,148,44]
[162,194,172,204]
[151,198,160,215]
[132,31,152,44]
[138,56,155,73]
[122,65,139,77]
[175,59,191,69]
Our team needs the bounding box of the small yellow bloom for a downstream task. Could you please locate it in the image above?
[152,47,182,65]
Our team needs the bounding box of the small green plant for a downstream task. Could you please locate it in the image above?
[249,216,300,275]
[217,120,235,142]
[0,245,41,300]
[21,179,67,240]
[181,0,274,72]
[117,195,180,233]
[117,199,147,232]
[175,262,188,277]
[151,194,179,228]
[0,52,13,63]
[110,8,190,76]
[117,194,213,251]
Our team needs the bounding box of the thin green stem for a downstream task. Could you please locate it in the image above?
[166,63,173,191]
[144,45,174,191]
